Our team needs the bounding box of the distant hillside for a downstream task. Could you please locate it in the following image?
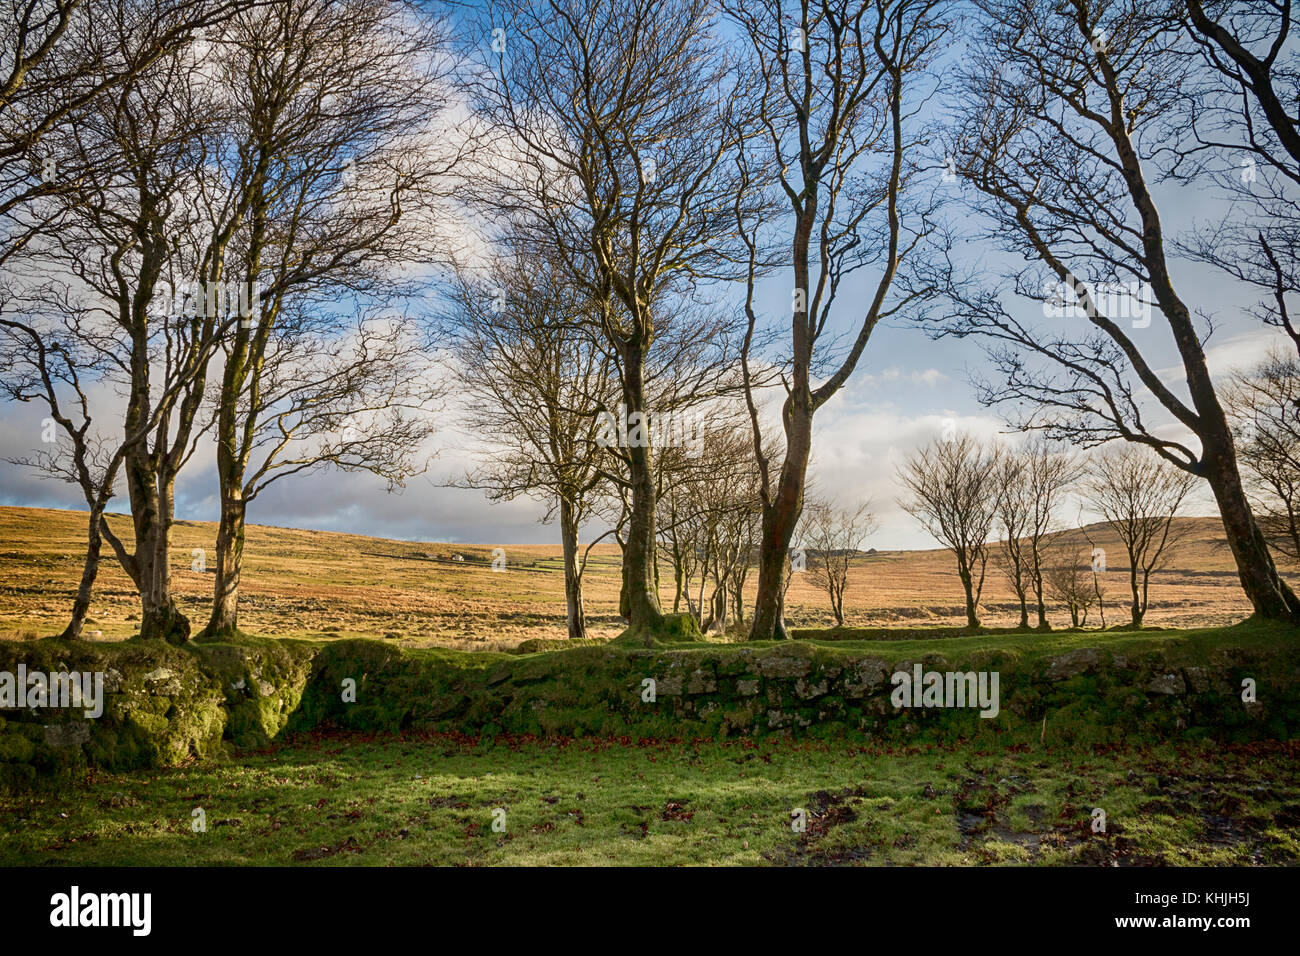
[0,506,1276,647]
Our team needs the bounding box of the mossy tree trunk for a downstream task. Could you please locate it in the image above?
[618,347,664,634]
[559,497,587,640]
[205,259,263,638]
[750,397,812,642]
[123,436,190,645]
[140,480,190,645]
[207,491,247,636]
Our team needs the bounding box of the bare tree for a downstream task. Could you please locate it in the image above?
[202,0,450,635]
[1082,445,1198,628]
[656,418,761,634]
[934,0,1300,622]
[898,432,1003,627]
[1043,546,1097,627]
[1225,349,1300,566]
[18,24,247,642]
[804,498,874,627]
[726,0,949,641]
[720,485,763,630]
[1017,438,1080,628]
[993,454,1033,628]
[657,486,697,617]
[465,0,755,644]
[0,0,256,639]
[445,245,618,640]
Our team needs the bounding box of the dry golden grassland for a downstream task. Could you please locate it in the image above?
[0,505,1275,649]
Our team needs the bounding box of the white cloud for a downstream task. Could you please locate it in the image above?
[865,366,949,387]
[805,403,1010,549]
[1200,328,1296,379]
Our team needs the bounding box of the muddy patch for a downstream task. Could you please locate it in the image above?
[767,786,871,866]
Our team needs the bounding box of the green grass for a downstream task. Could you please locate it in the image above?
[5,619,1298,865]
[4,732,1298,866]
[666,618,1300,662]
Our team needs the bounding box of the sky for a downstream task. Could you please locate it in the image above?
[0,2,1292,552]
[1,255,1284,552]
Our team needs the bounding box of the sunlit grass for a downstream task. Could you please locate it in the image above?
[3,734,1297,866]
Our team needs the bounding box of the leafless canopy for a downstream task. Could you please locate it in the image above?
[897,432,1002,627]
[1082,444,1198,626]
[1171,1,1300,359]
[803,497,875,627]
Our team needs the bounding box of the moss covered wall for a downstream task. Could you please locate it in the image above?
[0,636,316,790]
[294,634,1300,746]
[3,625,1298,790]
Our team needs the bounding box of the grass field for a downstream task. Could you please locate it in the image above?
[0,506,1271,649]
[4,734,1298,866]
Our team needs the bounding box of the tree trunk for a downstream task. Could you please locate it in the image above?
[749,400,813,641]
[1203,439,1300,621]
[139,530,188,643]
[1093,572,1107,629]
[138,547,188,642]
[1032,566,1049,630]
[206,304,253,636]
[711,580,727,631]
[120,321,190,644]
[618,348,664,640]
[127,446,189,644]
[1128,561,1143,628]
[959,565,980,628]
[207,491,247,636]
[617,536,630,621]
[61,505,106,640]
[559,497,587,640]
[695,569,708,630]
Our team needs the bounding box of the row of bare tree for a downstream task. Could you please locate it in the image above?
[898,343,1300,631]
[2,0,452,641]
[3,1,1299,644]
[900,434,1204,629]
